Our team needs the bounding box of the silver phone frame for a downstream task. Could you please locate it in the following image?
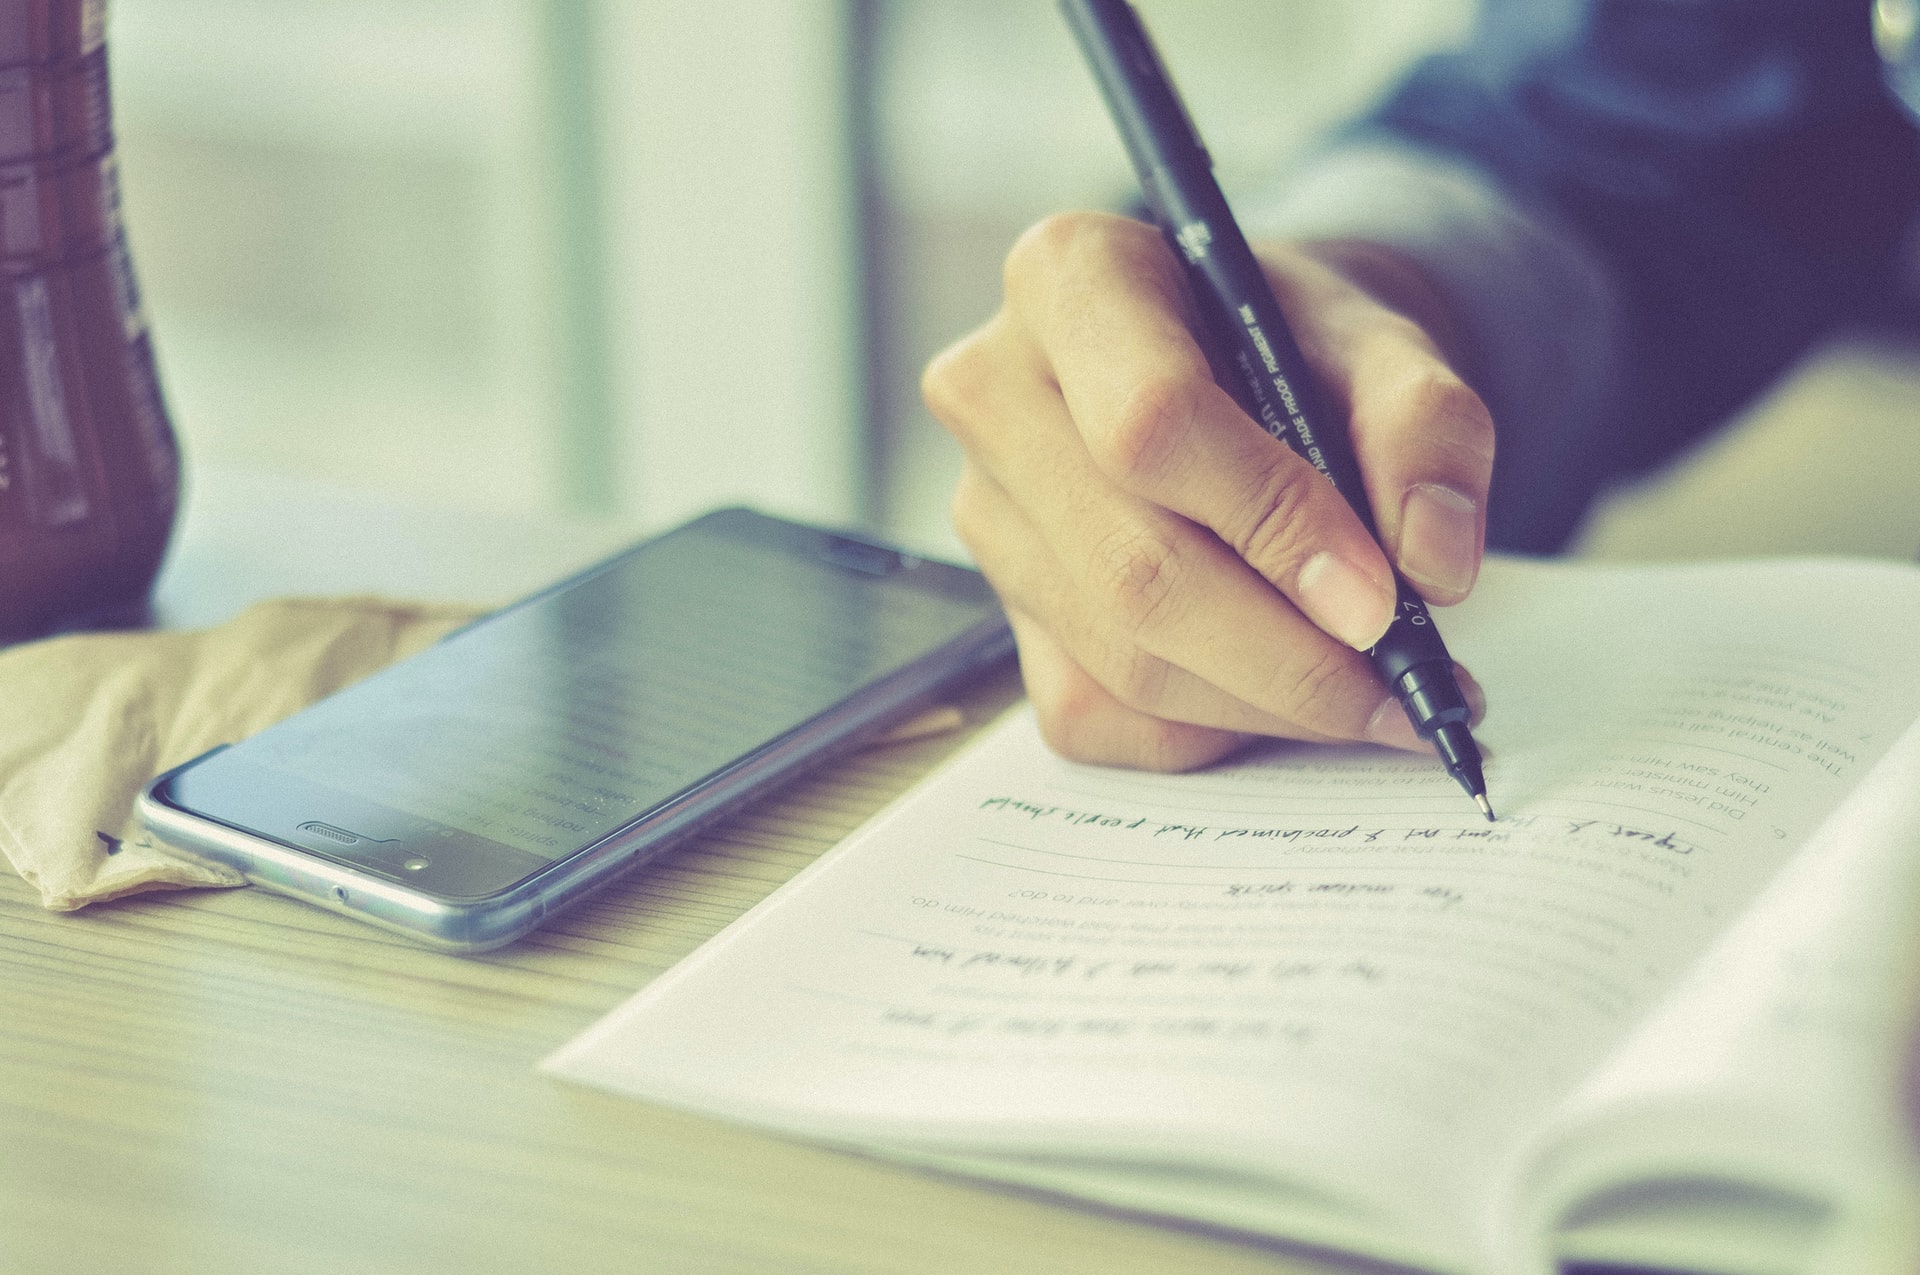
[137,525,1013,954]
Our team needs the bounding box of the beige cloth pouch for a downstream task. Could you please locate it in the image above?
[0,598,481,911]
[1,596,969,913]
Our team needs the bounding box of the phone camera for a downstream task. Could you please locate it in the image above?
[402,856,431,872]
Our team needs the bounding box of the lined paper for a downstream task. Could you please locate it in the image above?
[547,558,1920,1270]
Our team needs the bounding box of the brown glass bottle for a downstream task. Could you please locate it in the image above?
[0,0,179,641]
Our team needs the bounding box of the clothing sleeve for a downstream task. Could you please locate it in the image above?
[1247,0,1920,553]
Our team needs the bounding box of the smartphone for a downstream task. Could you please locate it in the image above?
[139,508,1013,953]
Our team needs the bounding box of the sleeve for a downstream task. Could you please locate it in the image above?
[1247,0,1920,553]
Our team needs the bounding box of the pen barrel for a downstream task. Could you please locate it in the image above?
[1065,0,1471,731]
[1061,0,1376,531]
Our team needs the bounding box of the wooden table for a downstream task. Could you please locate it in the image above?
[1,469,1360,1275]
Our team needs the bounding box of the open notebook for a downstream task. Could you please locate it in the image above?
[544,557,1920,1275]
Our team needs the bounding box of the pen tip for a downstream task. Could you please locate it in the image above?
[1475,793,1495,822]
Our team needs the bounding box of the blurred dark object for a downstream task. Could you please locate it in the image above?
[0,0,179,641]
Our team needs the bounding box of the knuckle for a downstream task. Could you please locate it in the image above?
[919,345,967,425]
[1228,456,1324,574]
[919,335,993,439]
[1029,675,1109,765]
[947,471,989,557]
[1006,210,1138,283]
[1035,700,1219,774]
[1008,210,1088,269]
[1101,644,1170,713]
[1095,372,1204,489]
[1262,645,1362,733]
[1005,211,1176,318]
[1130,719,1224,773]
[1090,522,1185,636]
[1035,718,1105,767]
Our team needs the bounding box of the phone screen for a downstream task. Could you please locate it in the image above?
[158,510,1003,898]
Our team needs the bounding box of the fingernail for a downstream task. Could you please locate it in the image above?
[1365,696,1425,752]
[1455,665,1487,725]
[1398,483,1480,598]
[1296,551,1393,649]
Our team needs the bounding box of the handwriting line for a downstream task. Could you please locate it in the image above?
[1043,784,1478,818]
[954,852,1660,909]
[977,837,1501,872]
[1529,800,1733,835]
[1619,740,1790,772]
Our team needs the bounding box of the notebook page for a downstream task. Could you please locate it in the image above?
[546,558,1920,1267]
[1508,715,1920,1275]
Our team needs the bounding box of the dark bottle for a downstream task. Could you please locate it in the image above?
[0,0,179,640]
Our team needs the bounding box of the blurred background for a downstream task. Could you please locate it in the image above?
[105,0,1469,562]
[109,0,1920,577]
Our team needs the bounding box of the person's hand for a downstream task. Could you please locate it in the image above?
[922,212,1493,770]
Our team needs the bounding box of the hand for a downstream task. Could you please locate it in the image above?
[922,212,1493,770]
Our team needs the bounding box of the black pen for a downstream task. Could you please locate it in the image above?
[1060,0,1493,820]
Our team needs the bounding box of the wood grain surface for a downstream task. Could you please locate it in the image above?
[0,669,1379,1275]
